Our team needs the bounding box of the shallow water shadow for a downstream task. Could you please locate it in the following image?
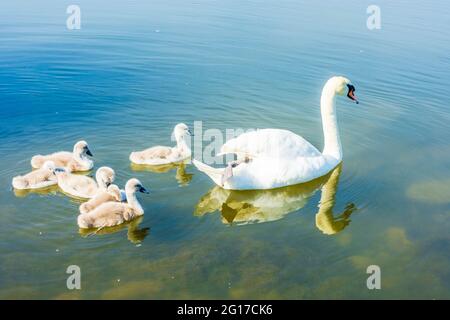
[78,216,149,244]
[130,161,193,186]
[195,164,357,234]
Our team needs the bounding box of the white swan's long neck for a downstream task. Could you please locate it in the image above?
[320,85,342,161]
[126,189,144,215]
[95,173,108,191]
[74,150,93,168]
[176,135,191,155]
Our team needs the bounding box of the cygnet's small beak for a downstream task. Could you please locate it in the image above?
[187,129,194,136]
[139,186,150,194]
[106,181,112,187]
[53,167,65,174]
[86,148,93,157]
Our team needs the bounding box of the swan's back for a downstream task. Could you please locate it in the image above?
[221,129,321,159]
[58,173,98,198]
[78,201,134,228]
[130,146,173,164]
[31,151,72,168]
[79,190,118,214]
[12,168,56,189]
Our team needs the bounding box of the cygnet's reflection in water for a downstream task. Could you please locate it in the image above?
[13,184,59,198]
[195,164,356,235]
[79,216,149,244]
[130,161,193,186]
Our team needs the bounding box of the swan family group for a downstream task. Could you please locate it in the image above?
[12,76,358,230]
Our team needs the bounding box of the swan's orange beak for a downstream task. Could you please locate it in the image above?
[347,84,359,104]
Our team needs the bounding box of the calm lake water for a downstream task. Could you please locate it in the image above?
[1,0,449,299]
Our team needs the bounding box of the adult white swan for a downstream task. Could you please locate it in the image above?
[193,76,358,190]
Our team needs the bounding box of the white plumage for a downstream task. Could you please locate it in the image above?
[193,76,358,190]
[220,129,322,159]
[55,166,115,199]
[12,161,57,190]
[130,123,192,165]
[30,140,94,172]
[77,178,149,229]
[79,184,122,214]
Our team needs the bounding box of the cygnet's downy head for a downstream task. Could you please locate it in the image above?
[74,140,93,157]
[173,123,193,141]
[42,161,56,172]
[126,178,150,194]
[107,184,122,201]
[96,166,115,188]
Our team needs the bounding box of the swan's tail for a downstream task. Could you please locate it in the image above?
[77,213,91,229]
[129,152,142,164]
[31,155,45,168]
[12,176,28,190]
[192,159,225,186]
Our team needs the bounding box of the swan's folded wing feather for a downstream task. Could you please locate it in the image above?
[86,202,129,227]
[69,175,96,188]
[25,169,50,185]
[220,129,321,159]
[140,146,172,159]
[46,152,73,167]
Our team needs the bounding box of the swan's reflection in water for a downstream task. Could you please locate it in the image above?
[130,161,193,186]
[195,164,356,235]
[79,216,149,244]
[13,184,59,198]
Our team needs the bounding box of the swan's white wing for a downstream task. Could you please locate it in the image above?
[220,129,321,159]
[224,155,331,190]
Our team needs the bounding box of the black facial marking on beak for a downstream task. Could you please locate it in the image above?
[106,182,112,187]
[188,129,193,136]
[139,185,150,194]
[347,84,359,104]
[86,148,93,156]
